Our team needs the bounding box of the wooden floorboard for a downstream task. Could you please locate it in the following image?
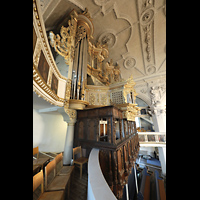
[33,152,88,200]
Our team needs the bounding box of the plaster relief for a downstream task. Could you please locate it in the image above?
[124,57,136,69]
[100,32,116,49]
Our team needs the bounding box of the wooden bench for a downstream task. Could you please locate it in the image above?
[143,175,150,200]
[33,146,50,170]
[33,170,64,200]
[154,170,166,200]
[137,167,151,200]
[33,165,41,176]
[45,159,70,194]
[55,153,74,198]
[55,153,74,176]
[158,179,166,200]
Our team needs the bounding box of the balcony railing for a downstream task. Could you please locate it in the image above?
[87,148,117,200]
[138,132,166,144]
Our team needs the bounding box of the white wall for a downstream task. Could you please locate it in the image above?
[33,109,67,152]
[139,147,155,157]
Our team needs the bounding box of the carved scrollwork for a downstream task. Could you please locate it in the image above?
[49,12,77,65]
[64,108,77,122]
[75,25,87,46]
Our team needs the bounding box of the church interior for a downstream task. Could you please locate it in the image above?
[33,0,166,199]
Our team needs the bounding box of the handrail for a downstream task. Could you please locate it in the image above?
[87,148,117,200]
[138,132,166,135]
[33,0,67,107]
[138,132,166,143]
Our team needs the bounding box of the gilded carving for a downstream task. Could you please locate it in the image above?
[33,39,42,67]
[49,11,77,65]
[89,93,96,105]
[100,93,107,105]
[64,108,77,121]
[75,25,87,46]
[82,7,92,21]
[64,79,72,109]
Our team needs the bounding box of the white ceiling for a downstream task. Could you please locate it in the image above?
[35,0,166,108]
[40,0,166,82]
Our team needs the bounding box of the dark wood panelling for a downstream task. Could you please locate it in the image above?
[51,73,58,95]
[74,106,140,199]
[38,51,49,83]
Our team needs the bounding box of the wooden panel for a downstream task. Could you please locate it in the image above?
[88,119,95,140]
[78,121,84,139]
[105,124,107,135]
[77,110,86,118]
[99,150,109,185]
[99,106,112,116]
[87,109,98,118]
[117,149,122,172]
[144,175,150,200]
[38,51,49,83]
[158,179,166,200]
[100,124,104,137]
[51,73,58,95]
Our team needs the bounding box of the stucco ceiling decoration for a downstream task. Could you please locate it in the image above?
[137,0,156,74]
[40,0,166,105]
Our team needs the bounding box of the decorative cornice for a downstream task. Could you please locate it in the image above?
[33,0,67,81]
[33,64,64,106]
[33,0,67,107]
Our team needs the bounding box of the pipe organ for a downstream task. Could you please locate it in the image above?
[48,7,140,200]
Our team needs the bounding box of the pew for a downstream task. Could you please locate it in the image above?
[33,146,50,171]
[45,159,70,193]
[137,167,151,200]
[154,170,166,200]
[33,170,64,200]
[55,153,74,198]
[55,153,74,176]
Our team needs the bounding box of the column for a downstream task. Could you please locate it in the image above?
[150,105,166,176]
[149,86,166,176]
[58,107,77,165]
[150,105,166,132]
[158,146,166,176]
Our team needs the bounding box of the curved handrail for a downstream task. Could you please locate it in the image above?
[87,148,117,200]
[33,0,67,107]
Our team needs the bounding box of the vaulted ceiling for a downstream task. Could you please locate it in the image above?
[40,0,166,83]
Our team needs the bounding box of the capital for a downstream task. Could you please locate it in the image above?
[58,107,77,124]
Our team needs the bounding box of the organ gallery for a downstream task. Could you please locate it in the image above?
[33,0,166,199]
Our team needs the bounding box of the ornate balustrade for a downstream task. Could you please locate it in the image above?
[33,0,67,107]
[138,132,166,146]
